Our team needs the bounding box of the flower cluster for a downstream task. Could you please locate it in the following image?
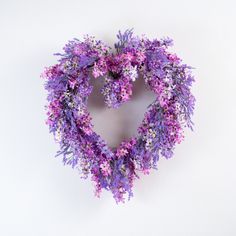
[93,49,144,108]
[42,30,195,203]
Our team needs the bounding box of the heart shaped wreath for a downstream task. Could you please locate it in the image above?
[42,29,195,203]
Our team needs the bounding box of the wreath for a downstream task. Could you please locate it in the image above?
[42,29,195,203]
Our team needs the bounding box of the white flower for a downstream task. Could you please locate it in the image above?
[54,129,61,142]
[123,65,138,81]
[129,65,138,81]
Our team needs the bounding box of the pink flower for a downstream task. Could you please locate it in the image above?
[68,79,77,89]
[92,59,108,78]
[116,148,128,158]
[82,127,93,135]
[100,161,111,176]
[135,51,146,64]
[168,53,180,62]
[142,168,150,175]
[116,139,136,158]
[120,91,130,101]
[73,45,84,55]
[125,52,133,61]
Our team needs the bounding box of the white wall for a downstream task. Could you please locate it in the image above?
[0,0,235,235]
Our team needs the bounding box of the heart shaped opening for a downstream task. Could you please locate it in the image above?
[88,74,156,149]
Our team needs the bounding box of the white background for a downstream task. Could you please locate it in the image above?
[0,0,236,235]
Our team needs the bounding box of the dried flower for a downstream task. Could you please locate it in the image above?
[42,29,195,203]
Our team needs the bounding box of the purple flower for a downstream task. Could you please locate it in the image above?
[42,29,195,203]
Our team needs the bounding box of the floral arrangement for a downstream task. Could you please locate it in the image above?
[42,29,195,203]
